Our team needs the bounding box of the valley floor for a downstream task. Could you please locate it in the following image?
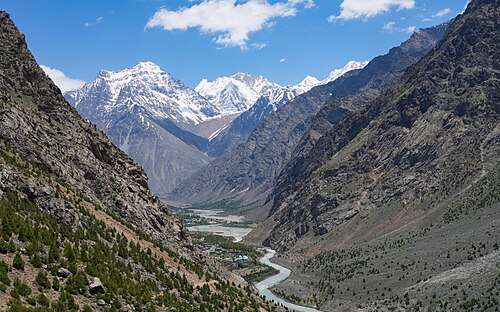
[270,204,500,311]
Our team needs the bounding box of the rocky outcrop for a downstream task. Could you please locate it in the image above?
[265,0,499,251]
[89,277,105,295]
[0,11,184,245]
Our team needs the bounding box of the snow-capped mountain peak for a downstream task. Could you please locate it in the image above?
[287,60,369,94]
[322,60,369,84]
[65,61,219,126]
[290,75,321,94]
[195,72,280,115]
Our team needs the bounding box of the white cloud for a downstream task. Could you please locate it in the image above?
[434,8,450,17]
[329,0,415,22]
[405,25,416,33]
[422,7,452,23]
[41,66,86,93]
[250,42,268,49]
[383,21,396,30]
[145,0,314,48]
[383,21,415,33]
[85,16,103,27]
[279,58,286,63]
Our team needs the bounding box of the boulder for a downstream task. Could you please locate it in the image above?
[89,277,105,294]
[57,268,72,278]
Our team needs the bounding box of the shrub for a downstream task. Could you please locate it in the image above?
[52,277,60,291]
[0,260,10,286]
[30,253,42,268]
[35,271,50,288]
[12,253,24,270]
[13,278,31,297]
[47,244,60,263]
[8,239,16,252]
[66,270,88,294]
[37,293,50,307]
[82,305,93,312]
[0,238,8,254]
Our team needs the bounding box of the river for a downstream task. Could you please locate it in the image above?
[186,209,323,312]
[256,249,323,312]
[188,224,252,242]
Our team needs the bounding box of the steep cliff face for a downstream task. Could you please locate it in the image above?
[170,24,448,209]
[289,22,450,167]
[266,0,499,251]
[0,12,183,245]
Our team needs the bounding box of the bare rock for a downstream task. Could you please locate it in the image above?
[57,268,72,278]
[89,277,105,295]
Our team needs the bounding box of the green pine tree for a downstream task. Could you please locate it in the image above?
[12,253,24,270]
[30,253,42,268]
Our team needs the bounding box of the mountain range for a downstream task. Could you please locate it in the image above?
[207,61,369,157]
[65,59,367,197]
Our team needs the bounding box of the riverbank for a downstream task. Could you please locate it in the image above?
[256,249,323,312]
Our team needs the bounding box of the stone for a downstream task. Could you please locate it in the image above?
[122,304,135,312]
[57,268,72,278]
[89,277,105,294]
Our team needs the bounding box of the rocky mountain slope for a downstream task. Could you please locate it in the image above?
[170,26,447,209]
[65,63,215,197]
[207,61,369,157]
[263,1,499,309]
[0,12,279,311]
[1,30,181,249]
[206,86,297,157]
[281,21,451,195]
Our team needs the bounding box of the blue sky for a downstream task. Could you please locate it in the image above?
[2,0,468,90]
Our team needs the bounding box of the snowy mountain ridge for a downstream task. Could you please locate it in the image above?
[288,60,369,94]
[322,60,369,84]
[195,72,281,115]
[66,61,219,126]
